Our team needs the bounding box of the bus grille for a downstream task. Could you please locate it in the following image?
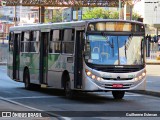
[94,67,142,73]
[86,63,145,73]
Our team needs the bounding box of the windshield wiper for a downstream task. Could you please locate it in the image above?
[125,40,127,59]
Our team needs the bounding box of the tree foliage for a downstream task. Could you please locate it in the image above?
[82,7,141,21]
[44,7,141,23]
[45,9,63,23]
[132,12,141,21]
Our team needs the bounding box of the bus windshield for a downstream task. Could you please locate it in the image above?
[85,34,144,65]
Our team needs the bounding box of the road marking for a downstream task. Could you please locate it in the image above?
[0,96,71,120]
[6,96,58,100]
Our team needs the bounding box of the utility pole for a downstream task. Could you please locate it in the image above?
[39,6,45,23]
[119,0,121,19]
[14,6,17,26]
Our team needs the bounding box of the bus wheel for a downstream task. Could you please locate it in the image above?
[24,69,31,89]
[112,91,125,100]
[65,80,74,99]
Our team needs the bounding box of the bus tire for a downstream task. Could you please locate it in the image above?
[24,69,31,90]
[64,74,74,99]
[112,91,125,100]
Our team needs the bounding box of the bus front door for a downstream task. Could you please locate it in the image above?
[39,32,49,86]
[13,33,20,80]
[74,30,84,89]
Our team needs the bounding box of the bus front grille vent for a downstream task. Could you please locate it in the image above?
[94,67,142,73]
[103,78,133,81]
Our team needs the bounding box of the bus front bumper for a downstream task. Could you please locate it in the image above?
[82,76,146,91]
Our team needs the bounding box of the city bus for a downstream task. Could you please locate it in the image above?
[7,19,146,99]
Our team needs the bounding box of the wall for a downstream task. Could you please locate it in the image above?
[144,0,160,24]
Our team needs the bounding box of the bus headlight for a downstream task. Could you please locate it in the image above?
[142,72,146,77]
[85,69,102,81]
[86,71,92,76]
[134,72,146,81]
[138,76,142,80]
[134,77,138,81]
[97,77,101,81]
[91,75,96,79]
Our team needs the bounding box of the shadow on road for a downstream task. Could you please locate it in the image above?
[18,87,126,103]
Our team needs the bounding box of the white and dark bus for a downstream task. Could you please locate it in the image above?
[7,19,146,99]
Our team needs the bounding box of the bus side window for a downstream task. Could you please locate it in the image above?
[49,30,61,53]
[22,31,30,52]
[21,32,24,52]
[30,31,39,53]
[62,29,74,54]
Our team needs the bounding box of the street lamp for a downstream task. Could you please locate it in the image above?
[119,0,121,19]
[154,6,157,23]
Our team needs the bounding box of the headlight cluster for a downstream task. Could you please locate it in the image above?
[85,69,102,81]
[134,72,146,81]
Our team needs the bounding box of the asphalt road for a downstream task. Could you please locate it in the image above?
[0,65,160,120]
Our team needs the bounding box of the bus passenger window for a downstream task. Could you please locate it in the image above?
[30,31,39,52]
[22,31,30,52]
[49,30,61,53]
[62,29,74,54]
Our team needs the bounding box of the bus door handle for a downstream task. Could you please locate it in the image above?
[67,57,73,63]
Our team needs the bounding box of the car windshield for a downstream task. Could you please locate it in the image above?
[85,34,144,65]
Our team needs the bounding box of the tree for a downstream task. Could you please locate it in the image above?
[82,7,141,20]
[82,8,111,20]
[45,9,63,23]
[132,12,142,21]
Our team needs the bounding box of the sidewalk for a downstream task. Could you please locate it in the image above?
[146,59,160,65]
[132,64,160,97]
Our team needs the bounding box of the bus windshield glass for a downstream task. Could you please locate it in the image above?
[85,34,144,65]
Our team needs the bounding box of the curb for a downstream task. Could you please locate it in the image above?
[130,90,160,97]
[146,63,160,65]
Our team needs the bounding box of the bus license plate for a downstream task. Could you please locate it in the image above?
[112,84,123,88]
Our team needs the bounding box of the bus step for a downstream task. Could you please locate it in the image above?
[41,84,47,88]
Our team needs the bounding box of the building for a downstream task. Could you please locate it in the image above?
[133,0,160,35]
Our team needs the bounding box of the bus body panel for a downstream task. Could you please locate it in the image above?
[19,53,40,84]
[47,54,62,88]
[82,62,146,91]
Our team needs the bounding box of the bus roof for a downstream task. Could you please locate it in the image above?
[9,19,144,31]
